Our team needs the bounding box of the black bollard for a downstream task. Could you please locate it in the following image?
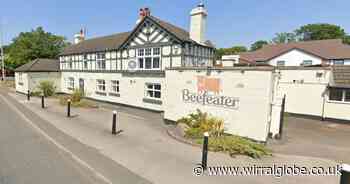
[341,164,350,184]
[27,90,30,101]
[41,95,45,108]
[67,99,71,117]
[201,132,209,170]
[112,111,117,135]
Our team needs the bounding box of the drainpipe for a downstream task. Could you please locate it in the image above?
[321,86,328,121]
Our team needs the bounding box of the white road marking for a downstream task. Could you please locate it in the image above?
[0,94,113,184]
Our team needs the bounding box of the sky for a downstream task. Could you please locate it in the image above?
[1,0,349,48]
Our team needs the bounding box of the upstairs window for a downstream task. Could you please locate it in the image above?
[334,60,344,65]
[302,60,313,66]
[277,60,285,66]
[137,48,161,70]
[83,54,88,69]
[97,53,106,70]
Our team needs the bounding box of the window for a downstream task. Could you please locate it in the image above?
[334,60,344,65]
[329,88,350,102]
[345,90,350,102]
[83,55,88,69]
[111,80,120,93]
[277,61,285,66]
[97,53,106,70]
[137,48,161,70]
[68,77,74,90]
[18,73,23,85]
[145,83,161,99]
[96,80,106,92]
[302,60,313,66]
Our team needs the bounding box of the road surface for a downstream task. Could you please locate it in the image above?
[0,88,151,184]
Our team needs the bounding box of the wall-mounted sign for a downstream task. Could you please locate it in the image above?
[182,76,239,109]
[182,89,239,109]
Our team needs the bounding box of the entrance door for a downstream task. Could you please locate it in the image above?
[79,78,85,94]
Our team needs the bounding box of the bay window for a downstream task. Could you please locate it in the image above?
[137,48,161,70]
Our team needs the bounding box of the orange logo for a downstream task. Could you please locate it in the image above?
[197,76,221,95]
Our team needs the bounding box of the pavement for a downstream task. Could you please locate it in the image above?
[268,115,350,163]
[3,89,343,184]
[0,88,151,184]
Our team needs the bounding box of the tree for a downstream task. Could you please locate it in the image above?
[295,23,346,41]
[271,32,296,44]
[343,35,350,45]
[250,40,268,51]
[215,46,247,59]
[6,27,69,69]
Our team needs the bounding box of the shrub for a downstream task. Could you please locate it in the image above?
[58,94,97,108]
[196,135,272,159]
[38,81,56,97]
[178,109,271,159]
[30,91,42,97]
[71,89,83,103]
[177,109,224,138]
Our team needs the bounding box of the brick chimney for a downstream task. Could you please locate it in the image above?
[136,8,151,24]
[74,29,85,44]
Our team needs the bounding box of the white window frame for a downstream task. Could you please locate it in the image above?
[137,47,161,70]
[276,60,285,66]
[83,54,88,69]
[333,60,345,65]
[18,73,23,85]
[96,79,106,92]
[110,80,120,94]
[67,77,74,90]
[96,53,106,70]
[302,60,313,66]
[328,88,350,103]
[145,83,161,99]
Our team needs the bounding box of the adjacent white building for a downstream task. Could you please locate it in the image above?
[239,39,350,66]
[14,59,61,94]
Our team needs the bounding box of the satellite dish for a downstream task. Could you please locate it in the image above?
[127,60,137,72]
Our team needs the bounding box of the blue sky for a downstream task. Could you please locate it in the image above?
[1,0,349,48]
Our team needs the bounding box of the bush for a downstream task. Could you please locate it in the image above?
[196,135,272,159]
[177,109,224,138]
[177,109,271,159]
[38,81,56,97]
[58,94,97,108]
[30,91,42,97]
[71,89,83,103]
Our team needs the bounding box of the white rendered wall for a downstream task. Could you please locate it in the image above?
[15,72,61,94]
[15,72,29,94]
[276,69,330,117]
[61,72,165,111]
[164,69,275,141]
[269,49,323,66]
